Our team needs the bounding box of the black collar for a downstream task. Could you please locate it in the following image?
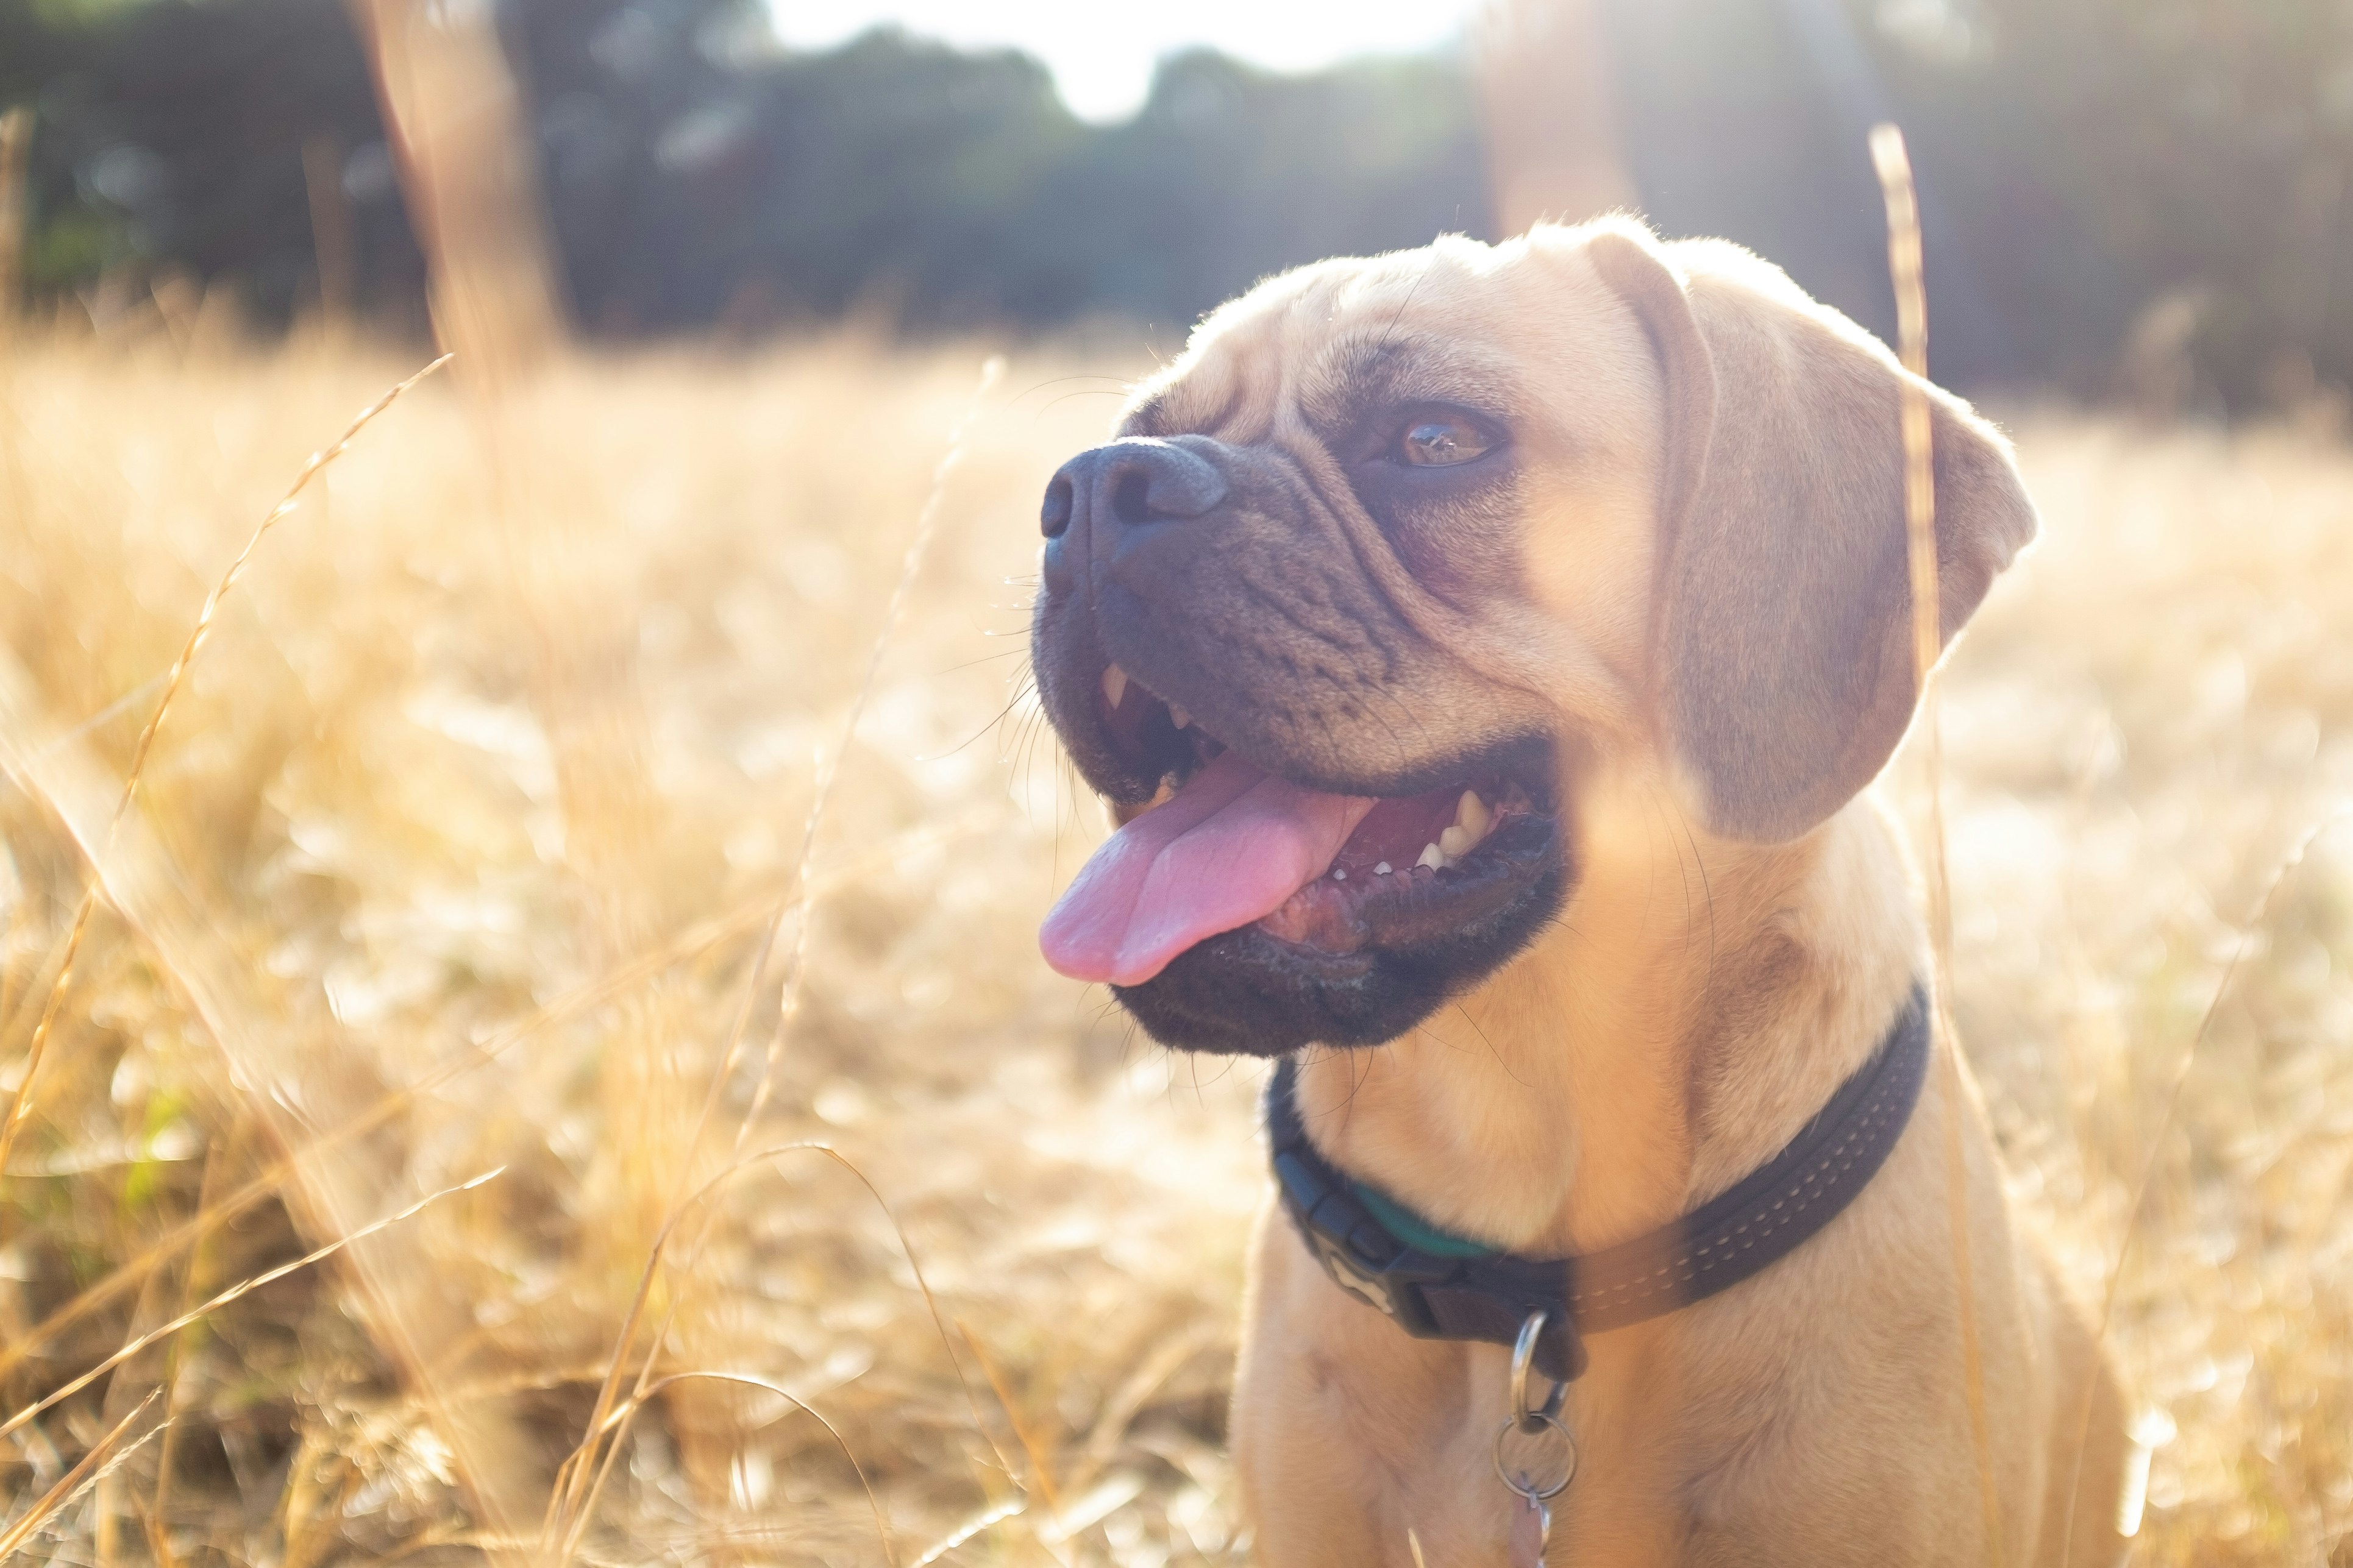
[1267,984,1931,1382]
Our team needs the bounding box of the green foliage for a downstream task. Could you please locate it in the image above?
[23,205,130,286]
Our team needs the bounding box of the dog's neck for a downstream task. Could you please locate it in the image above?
[1291,761,1925,1258]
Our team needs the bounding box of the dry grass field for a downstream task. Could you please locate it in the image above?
[0,320,2348,1566]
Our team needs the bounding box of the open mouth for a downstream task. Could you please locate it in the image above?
[1040,662,1569,1052]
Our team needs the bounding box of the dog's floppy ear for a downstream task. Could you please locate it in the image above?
[1584,225,2038,843]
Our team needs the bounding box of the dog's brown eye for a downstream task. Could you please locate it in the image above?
[1398,417,1490,467]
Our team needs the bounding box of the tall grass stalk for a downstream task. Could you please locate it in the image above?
[1869,121,2006,1562]
[0,355,450,1183]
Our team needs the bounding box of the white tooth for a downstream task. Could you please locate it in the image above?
[1169,704,1191,729]
[1459,790,1492,840]
[1374,862,1393,876]
[1439,825,1473,859]
[1331,867,1346,881]
[1102,664,1128,709]
[1417,842,1445,871]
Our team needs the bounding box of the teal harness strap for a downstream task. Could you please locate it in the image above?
[1349,1180,1498,1260]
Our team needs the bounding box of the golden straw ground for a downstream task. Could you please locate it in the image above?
[0,321,2346,1564]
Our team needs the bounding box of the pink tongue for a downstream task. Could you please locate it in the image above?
[1041,750,1375,986]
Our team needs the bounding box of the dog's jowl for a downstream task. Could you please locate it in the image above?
[1030,218,2134,1567]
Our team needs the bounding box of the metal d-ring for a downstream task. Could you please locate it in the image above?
[1493,1412,1577,1503]
[1509,1311,1568,1432]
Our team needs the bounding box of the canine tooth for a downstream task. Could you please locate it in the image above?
[1374,862,1392,876]
[1102,664,1128,709]
[1438,825,1474,859]
[1169,703,1191,729]
[1417,842,1445,871]
[1458,790,1492,840]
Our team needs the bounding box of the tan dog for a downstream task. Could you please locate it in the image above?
[1030,218,2130,1566]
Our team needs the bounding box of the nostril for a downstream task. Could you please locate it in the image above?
[1049,439,1228,541]
[1041,477,1074,538]
[1111,471,1152,527]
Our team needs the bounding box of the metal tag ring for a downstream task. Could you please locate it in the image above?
[1510,1311,1567,1430]
[1493,1410,1578,1502]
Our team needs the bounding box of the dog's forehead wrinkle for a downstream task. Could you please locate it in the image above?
[1124,375,1246,443]
[1120,288,1301,440]
[1122,345,1247,441]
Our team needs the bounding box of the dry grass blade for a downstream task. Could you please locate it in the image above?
[1065,1322,1219,1496]
[1,806,992,1385]
[0,612,539,1545]
[1868,121,2004,1561]
[545,1142,995,1564]
[0,350,452,1181]
[583,1371,896,1568]
[2,807,991,1383]
[726,352,1009,1148]
[0,1168,501,1442]
[553,354,1009,1555]
[145,1115,243,1568]
[0,1387,162,1557]
[2058,806,2350,1563]
[3,1162,304,1385]
[914,1496,1027,1566]
[958,1321,1061,1516]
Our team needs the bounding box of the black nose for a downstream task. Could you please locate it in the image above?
[1040,438,1228,541]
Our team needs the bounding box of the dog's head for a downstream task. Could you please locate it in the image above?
[1031,219,2036,1055]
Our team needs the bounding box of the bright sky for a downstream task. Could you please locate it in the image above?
[767,1,1489,122]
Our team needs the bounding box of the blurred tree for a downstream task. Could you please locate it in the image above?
[3,0,2348,410]
[1893,0,2353,406]
[1606,0,2353,406]
[0,1,1487,342]
[1036,49,1489,333]
[1,0,425,316]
